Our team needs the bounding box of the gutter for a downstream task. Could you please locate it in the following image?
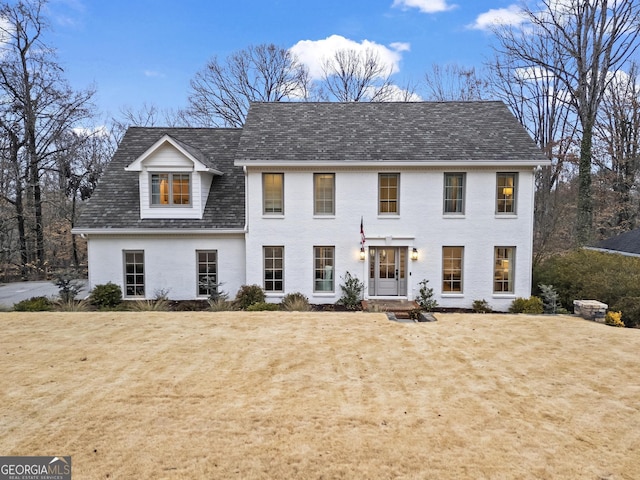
[71,227,247,236]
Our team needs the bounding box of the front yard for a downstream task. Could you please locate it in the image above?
[1,312,638,479]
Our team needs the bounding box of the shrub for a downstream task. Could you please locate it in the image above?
[281,292,311,312]
[234,284,266,310]
[89,282,122,309]
[54,298,91,312]
[538,284,561,314]
[128,298,170,311]
[337,271,364,310]
[246,301,280,311]
[415,279,438,311]
[14,296,53,312]
[605,311,625,328]
[472,299,492,313]
[509,296,544,314]
[208,297,236,312]
[611,297,640,328]
[534,249,640,311]
[53,271,84,303]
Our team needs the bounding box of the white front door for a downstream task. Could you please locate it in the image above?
[369,247,407,296]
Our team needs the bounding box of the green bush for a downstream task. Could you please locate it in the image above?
[281,292,311,311]
[611,297,640,328]
[509,296,544,314]
[89,282,122,309]
[534,249,640,312]
[14,296,53,312]
[472,299,492,313]
[246,301,280,311]
[415,279,438,311]
[234,284,266,310]
[337,271,364,310]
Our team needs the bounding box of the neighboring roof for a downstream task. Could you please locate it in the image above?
[235,101,550,166]
[75,127,244,231]
[591,228,640,257]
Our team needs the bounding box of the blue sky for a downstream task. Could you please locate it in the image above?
[44,0,526,118]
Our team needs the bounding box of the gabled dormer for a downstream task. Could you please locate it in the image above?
[125,134,223,219]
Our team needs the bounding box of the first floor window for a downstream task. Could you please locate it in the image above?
[494,247,515,293]
[197,250,218,297]
[263,173,284,214]
[264,246,284,292]
[443,246,464,293]
[314,246,334,292]
[379,173,399,214]
[124,250,145,297]
[151,173,190,205]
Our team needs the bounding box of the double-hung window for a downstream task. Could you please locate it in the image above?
[314,173,335,215]
[494,247,515,293]
[197,250,218,297]
[151,173,190,205]
[264,246,284,292]
[496,173,517,214]
[379,173,399,214]
[124,250,145,297]
[444,173,465,214]
[263,173,284,214]
[442,246,464,293]
[314,246,334,292]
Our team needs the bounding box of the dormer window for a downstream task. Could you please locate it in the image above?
[151,173,191,206]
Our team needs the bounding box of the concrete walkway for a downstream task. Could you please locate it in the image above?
[0,280,88,309]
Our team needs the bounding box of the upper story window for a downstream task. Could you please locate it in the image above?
[151,173,190,206]
[263,173,284,214]
[379,173,399,215]
[314,173,335,215]
[444,173,465,214]
[496,173,517,214]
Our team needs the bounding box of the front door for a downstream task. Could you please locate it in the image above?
[369,247,407,296]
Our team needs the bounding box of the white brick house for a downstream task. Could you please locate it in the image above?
[73,101,549,311]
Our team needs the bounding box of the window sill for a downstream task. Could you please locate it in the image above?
[494,214,518,219]
[492,293,516,298]
[441,293,464,297]
[443,214,466,219]
[262,214,285,219]
[313,215,336,219]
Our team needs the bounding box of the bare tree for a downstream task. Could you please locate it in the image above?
[319,48,398,102]
[0,0,95,277]
[424,64,490,101]
[593,64,640,234]
[186,44,311,127]
[493,0,640,244]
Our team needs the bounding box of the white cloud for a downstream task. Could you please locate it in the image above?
[144,70,165,78]
[468,5,527,31]
[290,35,408,80]
[392,0,456,14]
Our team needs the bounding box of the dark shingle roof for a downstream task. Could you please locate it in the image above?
[235,101,549,165]
[75,127,244,230]
[594,229,640,256]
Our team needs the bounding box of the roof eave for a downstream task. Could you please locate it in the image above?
[234,159,552,168]
[71,227,246,236]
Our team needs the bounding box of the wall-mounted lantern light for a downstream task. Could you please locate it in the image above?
[411,247,419,261]
[360,247,366,261]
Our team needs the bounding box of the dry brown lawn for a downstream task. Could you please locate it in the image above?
[1,312,639,479]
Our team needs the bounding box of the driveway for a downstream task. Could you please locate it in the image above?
[0,280,88,309]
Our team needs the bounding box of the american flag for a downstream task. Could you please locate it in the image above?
[360,216,365,248]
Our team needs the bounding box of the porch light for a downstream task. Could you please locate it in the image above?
[411,248,419,261]
[360,247,366,261]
